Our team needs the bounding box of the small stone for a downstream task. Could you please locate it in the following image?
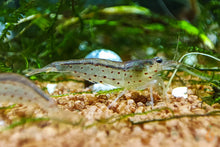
[74,100,85,110]
[172,87,188,99]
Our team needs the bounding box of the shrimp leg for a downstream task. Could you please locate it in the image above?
[108,89,128,108]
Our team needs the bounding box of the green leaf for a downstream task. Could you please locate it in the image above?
[101,5,151,15]
[172,20,214,49]
[32,16,51,31]
[0,104,16,110]
[177,20,199,35]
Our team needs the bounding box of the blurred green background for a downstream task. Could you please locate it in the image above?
[0,0,219,73]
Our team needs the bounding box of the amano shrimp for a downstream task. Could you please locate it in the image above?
[26,57,177,107]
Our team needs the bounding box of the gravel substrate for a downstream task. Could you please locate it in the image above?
[0,79,219,147]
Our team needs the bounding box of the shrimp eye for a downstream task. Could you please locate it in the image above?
[156,58,163,63]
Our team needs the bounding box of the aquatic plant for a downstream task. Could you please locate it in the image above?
[0,0,219,72]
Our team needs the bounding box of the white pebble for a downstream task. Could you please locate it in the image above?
[46,84,57,94]
[85,49,122,62]
[172,87,188,99]
[91,83,117,92]
[0,120,5,126]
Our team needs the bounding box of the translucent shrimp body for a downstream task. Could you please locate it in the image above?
[0,73,56,110]
[26,57,176,106]
[27,58,174,88]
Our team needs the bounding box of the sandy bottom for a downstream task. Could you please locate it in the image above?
[0,78,220,147]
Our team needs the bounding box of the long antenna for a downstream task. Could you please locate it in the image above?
[166,52,220,100]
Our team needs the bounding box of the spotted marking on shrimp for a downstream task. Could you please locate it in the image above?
[26,57,177,90]
[26,57,177,106]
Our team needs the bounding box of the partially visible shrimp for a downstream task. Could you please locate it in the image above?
[0,73,56,111]
[0,73,81,123]
[26,57,177,107]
